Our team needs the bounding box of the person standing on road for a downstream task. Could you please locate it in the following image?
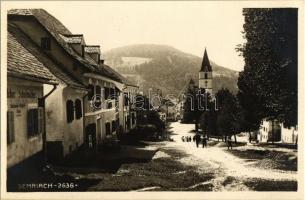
[202,137,207,148]
[195,134,201,148]
[227,136,233,150]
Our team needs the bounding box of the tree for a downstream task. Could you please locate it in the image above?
[237,8,298,130]
[199,93,217,139]
[237,71,263,142]
[216,88,240,143]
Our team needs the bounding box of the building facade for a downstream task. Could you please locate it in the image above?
[8,9,140,166]
[8,9,133,160]
[7,23,58,167]
[281,124,298,144]
[258,119,281,143]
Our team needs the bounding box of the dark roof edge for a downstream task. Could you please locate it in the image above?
[8,71,59,85]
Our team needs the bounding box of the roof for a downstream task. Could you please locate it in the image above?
[85,45,101,54]
[8,9,97,72]
[8,23,86,89]
[8,9,133,84]
[200,48,212,72]
[8,24,58,85]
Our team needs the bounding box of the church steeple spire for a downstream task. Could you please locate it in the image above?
[200,48,212,72]
[198,48,213,94]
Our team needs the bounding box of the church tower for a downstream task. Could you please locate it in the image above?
[199,48,213,94]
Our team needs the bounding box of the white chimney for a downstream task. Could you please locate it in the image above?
[84,45,101,64]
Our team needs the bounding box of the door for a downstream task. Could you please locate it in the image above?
[97,118,102,144]
[85,123,96,152]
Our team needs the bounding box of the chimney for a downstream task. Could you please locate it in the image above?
[84,45,101,64]
[60,34,85,57]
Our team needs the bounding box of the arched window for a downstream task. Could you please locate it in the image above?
[104,87,110,100]
[88,84,94,100]
[75,99,82,119]
[66,100,74,123]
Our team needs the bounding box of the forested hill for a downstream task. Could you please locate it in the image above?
[104,44,239,96]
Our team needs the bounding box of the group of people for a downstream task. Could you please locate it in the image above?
[181,134,234,149]
[181,136,193,142]
[181,134,208,148]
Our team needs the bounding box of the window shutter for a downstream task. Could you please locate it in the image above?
[75,99,82,119]
[95,86,101,109]
[27,109,33,137]
[27,109,39,137]
[88,85,94,100]
[34,109,39,135]
[124,93,129,106]
[7,111,15,144]
[37,108,44,134]
[66,100,74,123]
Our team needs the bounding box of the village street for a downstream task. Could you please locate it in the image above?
[53,122,298,191]
[163,122,298,191]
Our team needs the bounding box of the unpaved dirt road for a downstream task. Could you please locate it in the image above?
[164,122,298,191]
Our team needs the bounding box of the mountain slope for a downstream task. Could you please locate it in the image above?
[104,44,239,96]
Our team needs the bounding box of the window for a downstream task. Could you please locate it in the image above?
[110,88,115,99]
[104,87,110,100]
[127,116,131,129]
[205,81,208,87]
[75,99,82,119]
[131,113,136,125]
[88,84,94,100]
[27,108,44,137]
[124,92,129,106]
[41,37,51,50]
[106,122,111,135]
[7,111,15,144]
[66,100,74,123]
[205,73,208,79]
[107,101,112,109]
[116,118,120,127]
[95,86,101,109]
[112,120,116,133]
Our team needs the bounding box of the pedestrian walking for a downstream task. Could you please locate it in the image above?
[227,137,233,150]
[195,134,201,148]
[202,137,207,148]
[182,136,185,142]
[193,135,196,142]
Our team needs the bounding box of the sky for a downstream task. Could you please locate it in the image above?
[4,1,247,71]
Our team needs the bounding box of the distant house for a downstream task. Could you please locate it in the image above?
[258,119,281,143]
[7,23,58,168]
[281,124,298,144]
[122,84,139,132]
[159,99,177,122]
